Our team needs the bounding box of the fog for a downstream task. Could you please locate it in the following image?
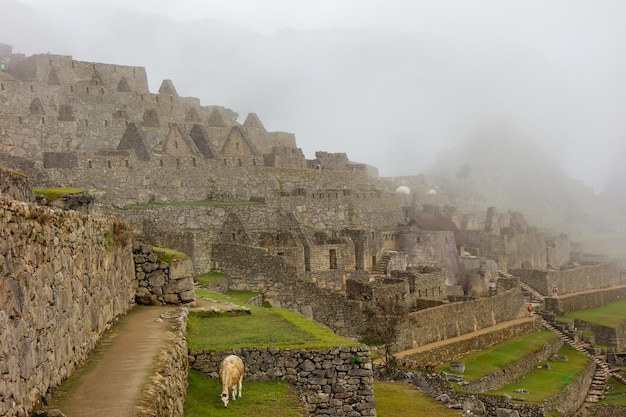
[2,0,626,194]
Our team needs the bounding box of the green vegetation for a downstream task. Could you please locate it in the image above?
[184,369,305,417]
[153,246,188,262]
[600,377,626,404]
[33,186,84,201]
[224,289,260,304]
[374,381,460,417]
[438,331,558,381]
[489,344,590,402]
[121,199,264,210]
[194,271,227,286]
[557,298,626,329]
[187,289,356,350]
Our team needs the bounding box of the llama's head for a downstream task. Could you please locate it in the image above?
[221,392,229,407]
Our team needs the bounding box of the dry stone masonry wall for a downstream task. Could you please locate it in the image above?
[0,197,136,417]
[133,243,196,305]
[189,345,376,416]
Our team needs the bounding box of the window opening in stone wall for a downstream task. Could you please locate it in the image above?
[236,143,239,150]
[445,236,449,244]
[425,288,428,297]
[86,87,89,94]
[232,232,236,241]
[159,159,163,167]
[223,158,227,166]
[439,286,442,295]
[141,94,144,101]
[101,88,104,95]
[418,289,421,297]
[278,252,284,256]
[174,141,178,149]
[156,95,159,102]
[176,158,180,167]
[30,85,33,92]
[85,120,88,126]
[125,160,129,167]
[88,160,92,168]
[18,117,22,124]
[238,159,242,167]
[70,85,73,93]
[104,120,109,127]
[192,158,196,167]
[1,83,4,91]
[329,249,337,269]
[41,117,45,124]
[107,160,112,168]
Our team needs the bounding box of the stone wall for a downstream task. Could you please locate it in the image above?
[136,307,189,417]
[188,345,376,416]
[396,288,526,351]
[211,243,367,339]
[400,320,540,366]
[545,286,626,313]
[512,263,622,297]
[0,166,34,202]
[0,197,136,417]
[545,360,595,416]
[585,404,626,417]
[133,244,196,305]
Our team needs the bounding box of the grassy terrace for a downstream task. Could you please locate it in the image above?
[557,298,626,329]
[489,344,590,402]
[437,331,559,381]
[187,289,357,350]
[438,332,591,404]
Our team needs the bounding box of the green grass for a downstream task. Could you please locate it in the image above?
[437,331,558,381]
[188,290,356,350]
[600,377,626,404]
[152,246,187,262]
[195,271,227,286]
[224,289,260,303]
[33,186,84,200]
[374,381,460,417]
[557,298,626,329]
[184,369,305,417]
[489,344,590,402]
[121,199,264,210]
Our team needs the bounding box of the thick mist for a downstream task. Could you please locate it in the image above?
[2,0,626,196]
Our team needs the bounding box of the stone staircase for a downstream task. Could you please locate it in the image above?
[374,254,390,275]
[539,318,626,405]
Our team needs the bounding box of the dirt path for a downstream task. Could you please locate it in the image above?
[44,305,176,417]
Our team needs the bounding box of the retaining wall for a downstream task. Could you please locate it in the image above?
[400,320,540,367]
[0,197,136,417]
[136,307,189,417]
[544,286,626,314]
[396,288,526,351]
[189,345,376,416]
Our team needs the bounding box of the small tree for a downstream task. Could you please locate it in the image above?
[360,298,405,374]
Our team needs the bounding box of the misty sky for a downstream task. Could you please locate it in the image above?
[6,0,626,192]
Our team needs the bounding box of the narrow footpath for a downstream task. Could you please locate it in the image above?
[42,305,176,417]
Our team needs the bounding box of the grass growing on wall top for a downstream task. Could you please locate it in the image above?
[153,246,187,263]
[188,289,356,350]
[184,369,305,417]
[437,331,558,381]
[33,186,84,201]
[557,298,626,328]
[120,199,264,210]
